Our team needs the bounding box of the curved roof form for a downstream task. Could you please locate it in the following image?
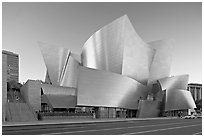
[165,89,196,111]
[81,15,155,85]
[39,15,175,88]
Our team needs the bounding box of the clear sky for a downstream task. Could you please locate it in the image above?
[2,2,202,84]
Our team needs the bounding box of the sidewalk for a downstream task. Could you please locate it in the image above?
[3,117,178,127]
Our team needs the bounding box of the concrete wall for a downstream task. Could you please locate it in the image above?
[21,80,41,111]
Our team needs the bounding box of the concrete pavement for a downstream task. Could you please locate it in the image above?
[3,116,178,127]
[2,118,202,135]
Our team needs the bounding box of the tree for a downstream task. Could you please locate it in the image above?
[7,80,22,91]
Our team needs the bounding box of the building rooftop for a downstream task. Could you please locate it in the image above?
[188,83,202,86]
[2,50,18,56]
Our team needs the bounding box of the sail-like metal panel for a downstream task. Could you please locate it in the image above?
[60,53,80,88]
[157,74,195,111]
[81,15,127,74]
[147,39,174,87]
[81,15,155,85]
[158,74,189,91]
[39,42,80,87]
[165,89,196,111]
[122,17,155,85]
[77,66,149,109]
[39,42,70,86]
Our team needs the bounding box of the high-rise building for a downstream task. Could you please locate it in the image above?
[2,50,19,122]
[2,50,19,83]
[188,83,202,102]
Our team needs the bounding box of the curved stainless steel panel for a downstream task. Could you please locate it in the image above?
[43,95,76,108]
[147,39,174,87]
[158,74,189,90]
[41,84,77,108]
[60,53,80,88]
[77,66,149,110]
[41,84,76,96]
[70,52,81,64]
[39,42,70,86]
[39,42,80,88]
[81,15,155,85]
[121,16,155,85]
[165,89,196,111]
[81,15,127,74]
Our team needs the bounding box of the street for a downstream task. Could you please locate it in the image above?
[2,118,202,135]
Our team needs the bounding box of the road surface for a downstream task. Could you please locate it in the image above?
[2,118,202,135]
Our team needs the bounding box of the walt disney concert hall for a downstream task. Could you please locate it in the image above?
[20,15,196,119]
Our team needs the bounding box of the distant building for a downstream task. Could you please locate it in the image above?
[2,50,19,82]
[2,50,19,122]
[188,83,202,102]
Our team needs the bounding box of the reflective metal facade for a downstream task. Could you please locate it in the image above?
[147,39,174,87]
[39,42,80,88]
[41,84,77,108]
[81,15,126,74]
[39,42,70,86]
[81,15,155,85]
[157,75,196,111]
[77,66,149,110]
[59,53,80,88]
[41,84,76,96]
[165,89,196,111]
[158,74,189,91]
[121,16,155,85]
